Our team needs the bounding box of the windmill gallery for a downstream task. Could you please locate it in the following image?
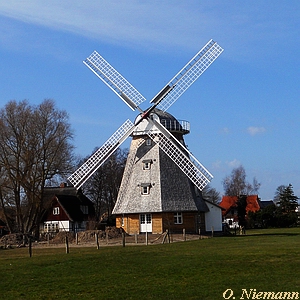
[68,40,224,235]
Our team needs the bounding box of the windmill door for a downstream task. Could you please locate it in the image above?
[140,214,152,233]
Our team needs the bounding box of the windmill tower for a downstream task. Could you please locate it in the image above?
[68,40,224,234]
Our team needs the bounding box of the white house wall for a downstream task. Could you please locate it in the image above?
[59,221,72,231]
[44,220,71,232]
[204,203,222,232]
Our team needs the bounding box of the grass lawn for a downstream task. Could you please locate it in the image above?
[0,227,299,299]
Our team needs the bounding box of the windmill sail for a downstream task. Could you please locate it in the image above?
[68,119,135,189]
[150,39,223,111]
[147,119,213,191]
[84,51,146,110]
[70,39,223,191]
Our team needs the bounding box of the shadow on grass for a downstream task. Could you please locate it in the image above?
[226,228,300,237]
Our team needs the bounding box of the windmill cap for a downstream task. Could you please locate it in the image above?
[151,108,190,134]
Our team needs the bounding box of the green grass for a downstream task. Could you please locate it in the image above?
[1,228,300,299]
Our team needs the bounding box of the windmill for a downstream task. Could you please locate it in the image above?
[68,39,223,234]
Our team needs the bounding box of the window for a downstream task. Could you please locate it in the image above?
[146,214,151,224]
[141,183,151,195]
[142,186,150,195]
[174,212,183,224]
[145,138,151,146]
[53,207,60,215]
[140,214,151,224]
[142,159,152,170]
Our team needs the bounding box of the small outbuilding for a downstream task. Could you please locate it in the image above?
[40,184,95,233]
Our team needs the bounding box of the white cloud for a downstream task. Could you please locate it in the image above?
[212,160,222,169]
[0,1,220,52]
[221,127,230,134]
[0,0,298,57]
[247,126,266,136]
[226,159,241,168]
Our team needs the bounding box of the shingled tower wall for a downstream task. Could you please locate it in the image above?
[113,109,207,234]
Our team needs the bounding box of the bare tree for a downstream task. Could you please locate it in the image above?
[222,165,260,196]
[0,99,74,234]
[250,177,261,194]
[81,148,128,223]
[202,184,221,204]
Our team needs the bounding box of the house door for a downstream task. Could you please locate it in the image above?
[140,214,152,233]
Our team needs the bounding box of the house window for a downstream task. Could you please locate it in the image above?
[174,212,183,224]
[53,207,60,215]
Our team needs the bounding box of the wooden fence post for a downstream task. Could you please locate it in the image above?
[162,231,167,244]
[166,229,170,243]
[28,237,32,258]
[122,232,125,247]
[95,232,100,250]
[135,232,138,244]
[76,232,78,245]
[65,235,69,254]
[183,228,186,241]
[211,226,214,238]
[106,230,109,245]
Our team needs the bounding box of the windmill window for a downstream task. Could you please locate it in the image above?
[174,212,183,224]
[140,214,151,224]
[145,138,151,146]
[142,186,150,195]
[53,207,60,215]
[142,159,152,170]
[141,183,151,195]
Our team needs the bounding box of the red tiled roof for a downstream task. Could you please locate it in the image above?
[246,195,260,212]
[219,195,260,216]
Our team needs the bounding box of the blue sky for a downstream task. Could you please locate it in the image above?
[0,1,299,200]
